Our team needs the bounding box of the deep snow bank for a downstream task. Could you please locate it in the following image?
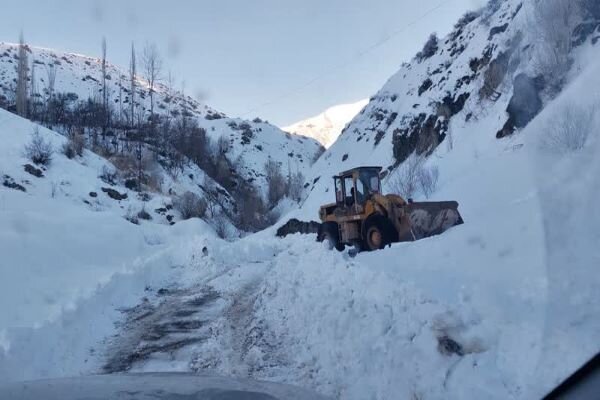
[0,217,217,383]
[0,106,233,332]
[0,110,145,332]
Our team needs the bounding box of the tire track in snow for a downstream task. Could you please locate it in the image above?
[101,255,286,378]
[102,285,224,373]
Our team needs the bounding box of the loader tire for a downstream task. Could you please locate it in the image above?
[362,215,397,251]
[317,222,345,252]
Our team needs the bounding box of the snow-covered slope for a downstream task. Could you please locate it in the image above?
[0,108,225,332]
[0,43,323,193]
[1,1,599,399]
[298,1,530,213]
[283,99,368,148]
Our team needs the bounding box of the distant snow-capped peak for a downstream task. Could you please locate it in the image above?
[283,99,368,148]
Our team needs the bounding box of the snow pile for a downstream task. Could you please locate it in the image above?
[283,99,368,148]
[0,216,217,382]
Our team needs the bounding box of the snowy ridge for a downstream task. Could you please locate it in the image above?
[283,99,368,148]
[0,42,323,193]
[1,1,599,399]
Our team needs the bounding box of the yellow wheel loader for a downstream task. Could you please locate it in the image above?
[317,166,463,252]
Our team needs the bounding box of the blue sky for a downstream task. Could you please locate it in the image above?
[0,0,484,125]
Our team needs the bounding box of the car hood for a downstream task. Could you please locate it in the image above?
[0,373,330,400]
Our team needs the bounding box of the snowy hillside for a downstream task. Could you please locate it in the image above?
[0,108,235,332]
[298,0,599,215]
[1,1,599,399]
[0,43,323,193]
[283,99,368,148]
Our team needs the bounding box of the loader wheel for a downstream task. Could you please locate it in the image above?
[363,215,397,251]
[317,222,345,252]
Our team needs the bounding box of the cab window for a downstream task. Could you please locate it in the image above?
[355,178,366,205]
[344,176,354,206]
[334,178,343,203]
[359,169,381,195]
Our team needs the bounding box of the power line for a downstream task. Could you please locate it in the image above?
[240,0,455,118]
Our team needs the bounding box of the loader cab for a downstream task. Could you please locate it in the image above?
[333,167,382,210]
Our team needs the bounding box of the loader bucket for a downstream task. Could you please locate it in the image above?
[405,201,463,240]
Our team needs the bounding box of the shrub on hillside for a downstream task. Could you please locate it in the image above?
[481,0,504,26]
[174,191,207,220]
[287,170,305,202]
[137,207,152,221]
[99,165,118,185]
[542,103,595,152]
[125,207,139,225]
[416,34,439,62]
[235,184,268,232]
[388,155,439,199]
[264,159,286,207]
[455,11,480,30]
[61,131,85,159]
[24,128,53,166]
[213,213,228,239]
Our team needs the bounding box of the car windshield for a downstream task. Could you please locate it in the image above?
[1,1,598,400]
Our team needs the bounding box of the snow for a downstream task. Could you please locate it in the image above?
[3,65,598,393]
[0,1,598,399]
[0,42,323,195]
[0,108,220,347]
[296,0,525,214]
[283,99,368,148]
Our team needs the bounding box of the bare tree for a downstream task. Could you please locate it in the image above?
[389,155,422,199]
[418,165,439,199]
[101,37,110,139]
[29,58,37,118]
[174,191,207,220]
[202,175,218,217]
[388,155,439,199]
[288,170,305,202]
[235,184,267,231]
[142,42,163,124]
[216,135,230,154]
[45,64,56,100]
[118,74,123,126]
[264,159,286,206]
[16,31,29,117]
[24,127,53,166]
[61,130,85,159]
[129,42,136,127]
[531,0,582,91]
[213,213,228,239]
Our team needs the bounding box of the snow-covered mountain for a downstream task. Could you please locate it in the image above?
[283,99,368,148]
[1,1,600,399]
[0,43,323,195]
